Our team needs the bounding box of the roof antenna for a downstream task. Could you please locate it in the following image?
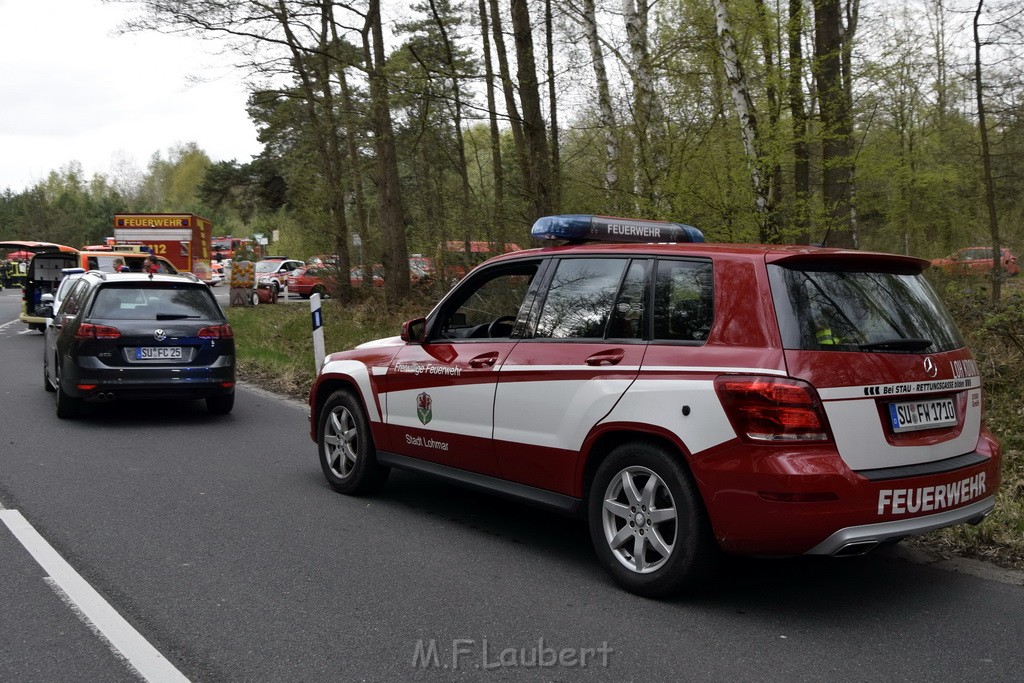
[815,225,832,248]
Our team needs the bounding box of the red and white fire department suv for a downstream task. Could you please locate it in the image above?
[308,215,1000,597]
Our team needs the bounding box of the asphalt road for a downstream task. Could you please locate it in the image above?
[1,287,1022,681]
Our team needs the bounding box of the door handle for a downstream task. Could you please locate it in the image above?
[585,349,624,366]
[469,352,499,368]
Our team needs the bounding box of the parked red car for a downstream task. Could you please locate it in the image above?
[931,246,1020,276]
[287,266,337,298]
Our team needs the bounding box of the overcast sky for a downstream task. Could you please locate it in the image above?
[0,0,264,193]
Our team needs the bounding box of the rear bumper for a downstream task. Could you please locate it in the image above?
[63,362,235,401]
[806,495,994,556]
[691,433,1001,556]
[79,383,235,402]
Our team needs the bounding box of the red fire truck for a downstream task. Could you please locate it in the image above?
[112,213,214,282]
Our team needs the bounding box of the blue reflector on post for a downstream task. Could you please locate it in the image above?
[531,215,704,243]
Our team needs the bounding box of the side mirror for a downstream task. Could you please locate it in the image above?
[36,304,54,318]
[401,317,427,343]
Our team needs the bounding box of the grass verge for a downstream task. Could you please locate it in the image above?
[225,294,430,400]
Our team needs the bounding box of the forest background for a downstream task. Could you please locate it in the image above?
[2,0,1024,301]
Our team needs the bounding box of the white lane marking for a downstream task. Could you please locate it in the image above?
[0,509,189,683]
[0,318,21,331]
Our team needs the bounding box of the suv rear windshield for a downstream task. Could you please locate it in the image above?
[769,265,964,353]
[88,284,223,321]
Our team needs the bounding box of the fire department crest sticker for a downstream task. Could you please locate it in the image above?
[417,392,433,425]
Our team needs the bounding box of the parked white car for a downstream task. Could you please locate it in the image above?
[39,267,87,328]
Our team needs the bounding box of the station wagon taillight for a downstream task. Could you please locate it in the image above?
[714,376,831,443]
[75,323,121,340]
[198,324,233,339]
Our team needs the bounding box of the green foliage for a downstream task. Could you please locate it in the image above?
[919,273,1024,566]
[0,164,125,246]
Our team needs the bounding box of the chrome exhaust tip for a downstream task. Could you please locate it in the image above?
[833,540,879,557]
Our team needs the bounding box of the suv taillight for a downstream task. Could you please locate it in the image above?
[714,376,831,443]
[75,323,121,340]
[198,324,233,339]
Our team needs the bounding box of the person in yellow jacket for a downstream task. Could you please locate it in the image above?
[816,327,842,346]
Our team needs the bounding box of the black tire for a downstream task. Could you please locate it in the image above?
[55,367,81,419]
[206,391,234,415]
[317,390,390,495]
[588,441,717,598]
[311,285,326,299]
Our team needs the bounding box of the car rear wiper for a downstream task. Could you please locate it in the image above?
[155,313,198,320]
[858,337,933,352]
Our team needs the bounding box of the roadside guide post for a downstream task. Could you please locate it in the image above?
[311,293,325,372]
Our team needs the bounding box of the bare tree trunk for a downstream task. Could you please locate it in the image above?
[813,0,855,248]
[713,0,776,241]
[489,0,531,196]
[335,64,371,287]
[928,0,950,130]
[478,0,506,244]
[788,0,811,243]
[926,0,952,247]
[581,0,620,200]
[841,0,860,247]
[973,0,1002,302]
[510,0,553,222]
[545,0,561,213]
[364,0,409,298]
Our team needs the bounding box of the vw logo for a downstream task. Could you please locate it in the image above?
[923,357,938,378]
[154,329,167,341]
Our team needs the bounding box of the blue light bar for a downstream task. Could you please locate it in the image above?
[531,214,704,243]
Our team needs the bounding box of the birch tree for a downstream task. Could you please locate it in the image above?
[712,0,778,241]
[573,0,621,199]
[623,0,667,208]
